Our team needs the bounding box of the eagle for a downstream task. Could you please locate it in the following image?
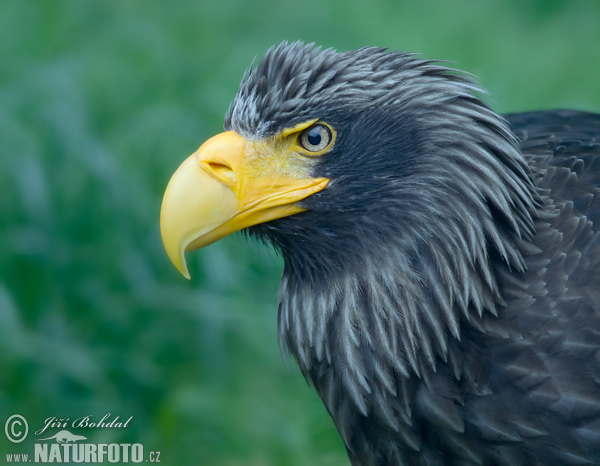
[160,42,600,465]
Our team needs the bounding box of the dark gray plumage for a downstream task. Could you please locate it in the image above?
[226,42,600,464]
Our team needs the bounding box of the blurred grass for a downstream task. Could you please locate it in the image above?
[0,1,599,464]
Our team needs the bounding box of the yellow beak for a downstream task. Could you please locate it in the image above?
[160,131,329,279]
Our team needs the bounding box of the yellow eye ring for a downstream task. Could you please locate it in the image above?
[280,120,336,156]
[296,122,336,156]
[299,123,333,152]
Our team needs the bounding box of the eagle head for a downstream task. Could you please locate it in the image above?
[160,42,545,462]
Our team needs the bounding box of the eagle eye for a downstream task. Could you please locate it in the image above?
[298,124,333,153]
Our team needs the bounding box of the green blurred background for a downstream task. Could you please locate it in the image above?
[1,1,599,464]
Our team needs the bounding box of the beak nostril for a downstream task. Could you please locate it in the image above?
[203,161,237,185]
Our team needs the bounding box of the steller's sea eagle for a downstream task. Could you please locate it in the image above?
[160,42,600,465]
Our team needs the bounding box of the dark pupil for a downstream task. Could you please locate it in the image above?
[307,128,322,146]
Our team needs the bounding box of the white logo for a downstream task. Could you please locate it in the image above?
[36,429,87,443]
[4,414,162,463]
